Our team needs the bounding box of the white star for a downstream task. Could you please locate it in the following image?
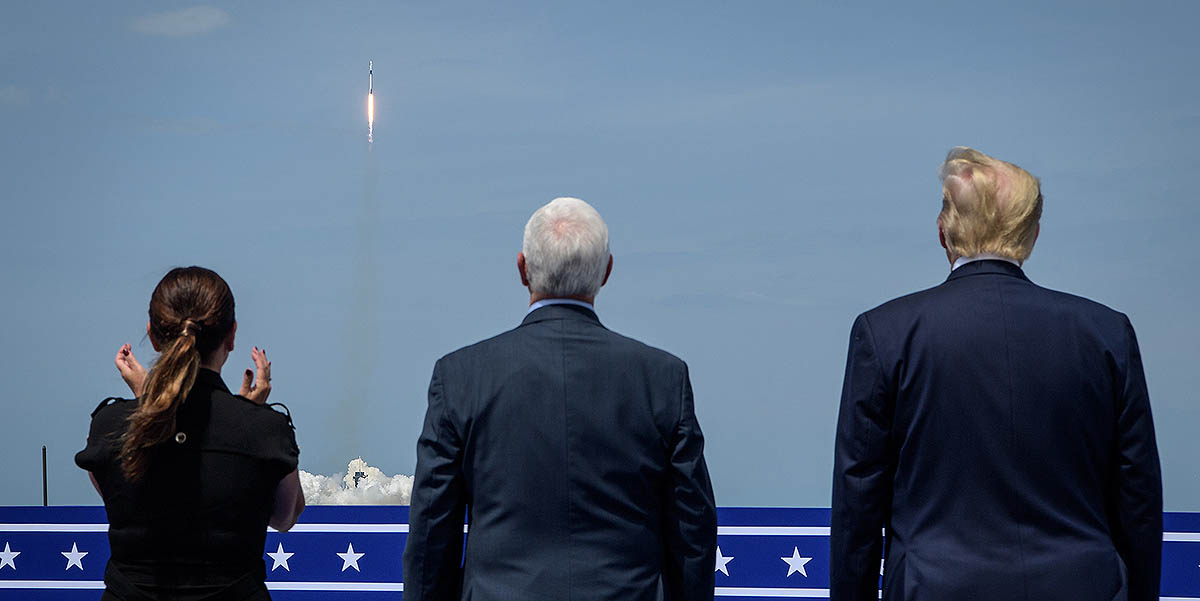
[781,547,812,578]
[714,546,734,576]
[337,542,364,572]
[62,542,88,571]
[267,542,294,572]
[0,542,19,570]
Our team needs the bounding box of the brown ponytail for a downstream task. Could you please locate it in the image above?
[120,267,235,482]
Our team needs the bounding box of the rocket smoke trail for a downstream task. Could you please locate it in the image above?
[339,61,378,458]
[339,129,378,459]
[367,60,374,144]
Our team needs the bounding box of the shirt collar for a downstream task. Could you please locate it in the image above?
[195,368,230,393]
[527,298,596,315]
[952,253,1020,272]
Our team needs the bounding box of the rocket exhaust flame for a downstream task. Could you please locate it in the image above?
[367,60,374,144]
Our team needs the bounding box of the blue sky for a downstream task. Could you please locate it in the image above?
[2,2,1198,508]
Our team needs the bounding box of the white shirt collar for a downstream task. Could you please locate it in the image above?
[952,253,1021,272]
[526,298,596,315]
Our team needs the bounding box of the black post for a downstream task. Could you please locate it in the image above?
[42,445,48,506]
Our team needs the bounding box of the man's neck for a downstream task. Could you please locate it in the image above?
[528,293,595,306]
[526,297,597,316]
[951,253,1021,271]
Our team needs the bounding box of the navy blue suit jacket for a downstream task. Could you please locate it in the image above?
[403,303,717,601]
[831,260,1162,601]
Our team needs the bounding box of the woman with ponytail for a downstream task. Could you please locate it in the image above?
[75,266,305,601]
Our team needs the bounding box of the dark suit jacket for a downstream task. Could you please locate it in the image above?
[831,260,1163,601]
[403,303,717,601]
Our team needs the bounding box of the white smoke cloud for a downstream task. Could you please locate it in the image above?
[300,458,413,505]
[130,6,231,37]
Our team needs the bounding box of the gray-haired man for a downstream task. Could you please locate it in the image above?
[403,197,718,601]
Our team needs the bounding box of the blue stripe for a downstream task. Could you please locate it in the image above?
[2,507,1198,598]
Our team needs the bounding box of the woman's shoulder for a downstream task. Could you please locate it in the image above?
[77,397,136,471]
[208,392,299,467]
[89,396,136,426]
[215,390,294,423]
[209,390,297,441]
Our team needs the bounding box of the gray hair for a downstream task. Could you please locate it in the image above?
[522,197,610,299]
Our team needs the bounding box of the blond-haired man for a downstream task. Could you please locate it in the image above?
[831,148,1162,601]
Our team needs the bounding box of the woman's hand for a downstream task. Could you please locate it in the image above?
[239,346,272,404]
[114,343,147,397]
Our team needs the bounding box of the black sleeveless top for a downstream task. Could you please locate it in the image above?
[75,369,299,601]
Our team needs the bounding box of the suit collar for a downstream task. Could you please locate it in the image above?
[527,298,595,315]
[520,302,603,327]
[945,259,1031,283]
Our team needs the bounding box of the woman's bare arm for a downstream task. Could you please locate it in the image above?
[269,469,305,532]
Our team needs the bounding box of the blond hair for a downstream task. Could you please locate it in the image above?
[938,147,1042,262]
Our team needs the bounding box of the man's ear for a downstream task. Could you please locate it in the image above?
[518,252,530,287]
[938,220,948,250]
[601,255,613,287]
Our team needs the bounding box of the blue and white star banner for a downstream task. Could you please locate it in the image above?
[1,506,1198,600]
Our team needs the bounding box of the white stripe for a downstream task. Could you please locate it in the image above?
[0,524,108,532]
[0,581,1192,599]
[1164,532,1200,542]
[0,580,407,593]
[266,581,404,592]
[715,587,830,598]
[719,526,830,536]
[717,527,1200,542]
[269,523,409,533]
[3,523,439,535]
[1,523,409,534]
[6,522,1200,543]
[0,580,105,589]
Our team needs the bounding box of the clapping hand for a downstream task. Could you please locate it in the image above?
[115,343,148,398]
[239,346,272,404]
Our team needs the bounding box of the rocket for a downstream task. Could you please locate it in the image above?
[367,60,375,143]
